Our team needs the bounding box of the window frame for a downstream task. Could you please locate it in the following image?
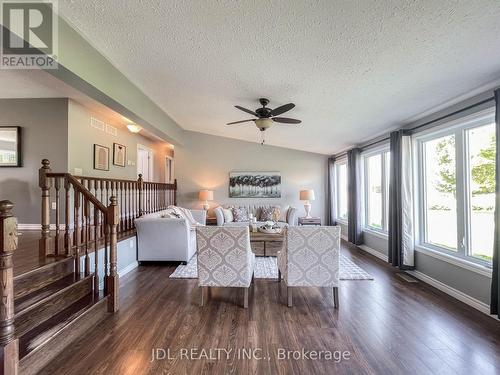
[361,146,390,234]
[334,159,348,223]
[414,109,495,267]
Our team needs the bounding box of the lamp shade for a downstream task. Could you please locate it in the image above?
[299,189,315,201]
[199,190,214,201]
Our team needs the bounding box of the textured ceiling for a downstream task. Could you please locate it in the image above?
[58,1,500,154]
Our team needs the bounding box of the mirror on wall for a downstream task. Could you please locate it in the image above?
[0,127,21,167]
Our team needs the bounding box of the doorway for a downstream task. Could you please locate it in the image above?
[165,155,174,183]
[137,144,153,181]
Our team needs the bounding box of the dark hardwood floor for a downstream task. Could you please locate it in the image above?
[38,241,500,375]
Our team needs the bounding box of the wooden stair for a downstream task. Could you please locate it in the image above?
[13,256,110,374]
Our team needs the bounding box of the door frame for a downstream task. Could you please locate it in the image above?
[137,144,154,182]
[165,155,174,183]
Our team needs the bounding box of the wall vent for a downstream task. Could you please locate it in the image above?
[106,124,117,136]
[90,117,105,131]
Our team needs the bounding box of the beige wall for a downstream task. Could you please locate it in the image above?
[68,100,170,182]
[0,98,68,223]
[175,131,328,221]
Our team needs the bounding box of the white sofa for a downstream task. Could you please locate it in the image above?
[213,205,297,227]
[135,209,206,263]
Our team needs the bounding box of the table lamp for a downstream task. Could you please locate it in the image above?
[199,190,214,211]
[299,189,315,218]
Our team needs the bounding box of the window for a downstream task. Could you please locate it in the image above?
[363,149,390,233]
[335,161,348,221]
[416,111,495,265]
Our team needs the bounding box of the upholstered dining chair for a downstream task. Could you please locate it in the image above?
[196,226,255,308]
[277,226,340,308]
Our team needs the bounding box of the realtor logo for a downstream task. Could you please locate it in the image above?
[0,0,58,69]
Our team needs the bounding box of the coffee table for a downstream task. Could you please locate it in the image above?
[250,230,284,257]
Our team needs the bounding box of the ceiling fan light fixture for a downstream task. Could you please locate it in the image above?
[254,118,273,131]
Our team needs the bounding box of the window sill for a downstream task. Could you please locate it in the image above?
[335,219,348,225]
[415,245,492,278]
[363,228,388,240]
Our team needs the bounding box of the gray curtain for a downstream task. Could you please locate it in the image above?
[491,89,500,317]
[388,130,414,269]
[326,157,336,226]
[347,148,362,244]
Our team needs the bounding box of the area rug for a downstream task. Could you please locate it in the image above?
[169,254,373,280]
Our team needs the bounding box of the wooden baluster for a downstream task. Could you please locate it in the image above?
[0,201,19,375]
[84,198,90,276]
[64,177,71,256]
[54,177,61,256]
[125,182,132,230]
[120,182,124,232]
[103,214,109,295]
[127,182,131,230]
[107,196,119,312]
[174,179,177,206]
[94,206,99,293]
[99,180,104,238]
[74,190,81,275]
[106,181,110,217]
[39,159,52,257]
[156,183,159,211]
[138,174,143,217]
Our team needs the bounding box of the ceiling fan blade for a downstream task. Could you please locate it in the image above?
[235,105,258,116]
[226,119,255,125]
[272,117,301,124]
[270,103,295,116]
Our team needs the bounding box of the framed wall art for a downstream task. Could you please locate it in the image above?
[93,144,109,171]
[0,126,21,167]
[113,143,126,167]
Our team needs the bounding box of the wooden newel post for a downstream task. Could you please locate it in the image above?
[39,159,52,257]
[137,174,144,217]
[106,196,119,313]
[0,201,19,375]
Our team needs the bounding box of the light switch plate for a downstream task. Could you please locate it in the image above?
[74,168,83,175]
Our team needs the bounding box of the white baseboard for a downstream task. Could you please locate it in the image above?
[358,244,389,262]
[406,270,498,320]
[118,261,139,277]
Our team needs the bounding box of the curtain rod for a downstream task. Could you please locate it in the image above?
[334,95,495,157]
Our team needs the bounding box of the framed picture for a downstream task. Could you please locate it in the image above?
[0,126,21,167]
[93,144,109,171]
[229,171,281,198]
[113,143,126,167]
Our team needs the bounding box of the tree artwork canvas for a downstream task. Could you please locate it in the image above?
[229,172,281,198]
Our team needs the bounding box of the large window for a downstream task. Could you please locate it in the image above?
[363,149,390,233]
[335,161,348,221]
[416,111,495,265]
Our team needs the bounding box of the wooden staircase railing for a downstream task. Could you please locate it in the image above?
[37,159,177,308]
[38,161,122,314]
[0,200,19,375]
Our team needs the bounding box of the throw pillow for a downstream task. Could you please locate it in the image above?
[232,207,249,222]
[259,206,281,221]
[222,208,234,223]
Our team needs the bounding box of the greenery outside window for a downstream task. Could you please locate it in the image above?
[335,161,348,222]
[415,110,495,265]
[362,148,390,233]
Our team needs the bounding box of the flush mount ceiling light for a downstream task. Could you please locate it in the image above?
[126,124,142,133]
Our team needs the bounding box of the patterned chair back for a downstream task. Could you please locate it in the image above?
[196,226,254,287]
[283,226,341,287]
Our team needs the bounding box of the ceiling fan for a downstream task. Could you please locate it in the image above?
[227,98,301,134]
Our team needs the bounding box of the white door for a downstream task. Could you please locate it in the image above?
[137,145,153,181]
[165,156,174,183]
